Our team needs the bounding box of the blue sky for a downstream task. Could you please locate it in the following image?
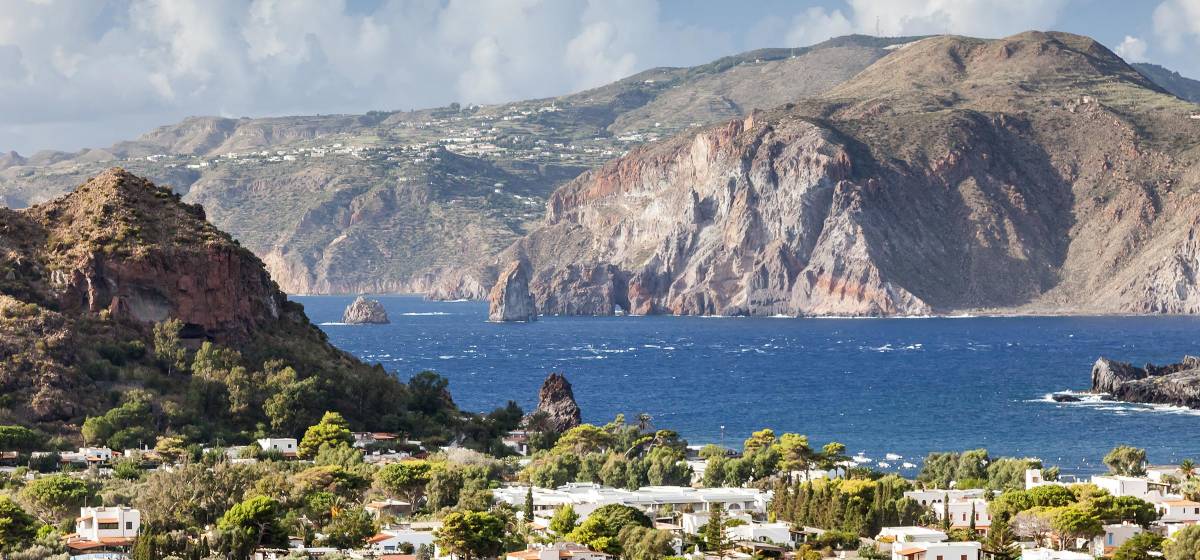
[1,0,1198,155]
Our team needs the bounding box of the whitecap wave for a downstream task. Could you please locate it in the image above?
[1032,390,1200,416]
[401,312,453,316]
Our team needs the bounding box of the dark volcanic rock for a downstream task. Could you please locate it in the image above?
[531,373,582,433]
[343,296,389,324]
[488,260,537,322]
[1051,393,1081,403]
[1090,356,1200,408]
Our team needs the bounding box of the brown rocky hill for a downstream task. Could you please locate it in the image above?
[465,31,1200,317]
[0,169,418,438]
[0,36,919,297]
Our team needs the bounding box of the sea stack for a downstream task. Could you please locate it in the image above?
[488,260,537,322]
[343,296,390,324]
[531,372,582,433]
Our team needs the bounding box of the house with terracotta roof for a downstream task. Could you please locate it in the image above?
[366,499,414,519]
[367,525,440,555]
[890,540,980,560]
[65,506,140,553]
[1157,499,1200,523]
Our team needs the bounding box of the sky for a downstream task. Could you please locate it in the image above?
[1,0,1198,155]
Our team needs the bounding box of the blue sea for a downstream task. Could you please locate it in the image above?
[296,295,1200,474]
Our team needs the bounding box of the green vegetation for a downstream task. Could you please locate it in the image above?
[770,474,927,537]
[521,416,691,490]
[1165,525,1200,560]
[435,511,506,560]
[1104,446,1148,477]
[566,504,653,555]
[917,449,1039,491]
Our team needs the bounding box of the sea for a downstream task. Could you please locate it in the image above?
[296,295,1200,475]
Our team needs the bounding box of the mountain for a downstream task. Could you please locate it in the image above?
[0,35,921,296]
[0,168,440,440]
[1134,62,1200,103]
[474,31,1200,317]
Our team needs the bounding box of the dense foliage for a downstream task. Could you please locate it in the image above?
[770,475,928,537]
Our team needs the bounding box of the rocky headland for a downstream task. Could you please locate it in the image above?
[453,32,1200,317]
[1091,356,1200,408]
[343,296,390,324]
[488,261,537,322]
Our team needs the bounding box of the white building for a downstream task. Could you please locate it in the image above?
[1026,469,1069,489]
[1145,465,1183,483]
[903,490,990,529]
[1094,522,1142,554]
[257,438,298,458]
[891,540,980,560]
[493,484,768,519]
[680,510,753,535]
[506,544,612,560]
[67,506,140,552]
[727,521,794,546]
[367,525,439,555]
[1090,475,1169,502]
[1157,499,1200,523]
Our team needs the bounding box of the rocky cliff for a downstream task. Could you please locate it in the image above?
[0,169,417,437]
[528,373,582,433]
[488,261,538,322]
[343,296,390,324]
[469,32,1200,317]
[1091,356,1200,408]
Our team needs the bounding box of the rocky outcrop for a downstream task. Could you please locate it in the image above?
[488,261,537,322]
[530,373,582,433]
[479,32,1200,317]
[343,296,390,324]
[1091,356,1200,408]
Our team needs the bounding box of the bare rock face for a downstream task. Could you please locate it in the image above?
[531,373,582,433]
[343,296,389,324]
[472,32,1200,317]
[1091,356,1200,408]
[488,261,537,322]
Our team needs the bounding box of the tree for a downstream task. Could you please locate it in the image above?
[550,505,579,536]
[568,504,652,555]
[617,525,675,560]
[982,515,1019,560]
[778,433,814,478]
[299,412,354,459]
[822,442,849,476]
[1182,459,1196,480]
[216,496,288,560]
[0,496,37,552]
[636,413,653,433]
[1165,525,1200,560]
[153,318,188,375]
[1104,446,1147,477]
[1113,532,1164,560]
[0,425,41,452]
[377,461,433,507]
[524,487,534,522]
[435,511,505,560]
[703,503,733,558]
[1052,507,1103,551]
[323,506,375,550]
[20,474,95,524]
[1012,510,1054,548]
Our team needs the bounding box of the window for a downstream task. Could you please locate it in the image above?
[1108,534,1114,546]
[99,522,119,530]
[126,522,133,530]
[960,555,967,560]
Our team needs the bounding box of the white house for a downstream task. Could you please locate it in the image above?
[1145,465,1183,483]
[727,521,794,546]
[680,510,754,535]
[891,540,980,560]
[1157,499,1200,523]
[493,484,768,520]
[1093,522,1142,554]
[67,506,140,552]
[506,544,612,560]
[1026,469,1070,489]
[1090,476,1168,501]
[257,438,298,458]
[903,491,990,530]
[367,523,441,554]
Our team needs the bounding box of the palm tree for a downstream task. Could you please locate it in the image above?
[636,413,653,433]
[1182,458,1196,480]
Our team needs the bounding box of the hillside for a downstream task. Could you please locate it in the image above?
[1135,62,1200,103]
[472,31,1200,317]
[0,35,920,296]
[0,169,467,442]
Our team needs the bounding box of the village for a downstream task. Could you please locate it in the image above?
[2,416,1198,560]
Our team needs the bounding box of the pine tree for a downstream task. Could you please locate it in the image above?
[704,503,731,558]
[983,515,1019,560]
[524,486,534,523]
[968,503,978,540]
[941,499,951,531]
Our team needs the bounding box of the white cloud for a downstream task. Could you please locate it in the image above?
[783,7,855,48]
[1152,0,1200,53]
[1114,35,1148,62]
[0,0,733,154]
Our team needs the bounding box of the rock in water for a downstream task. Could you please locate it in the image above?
[531,373,582,433]
[1090,356,1200,408]
[343,296,390,324]
[488,261,537,322]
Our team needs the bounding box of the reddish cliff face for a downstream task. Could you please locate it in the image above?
[483,32,1200,317]
[26,169,285,342]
